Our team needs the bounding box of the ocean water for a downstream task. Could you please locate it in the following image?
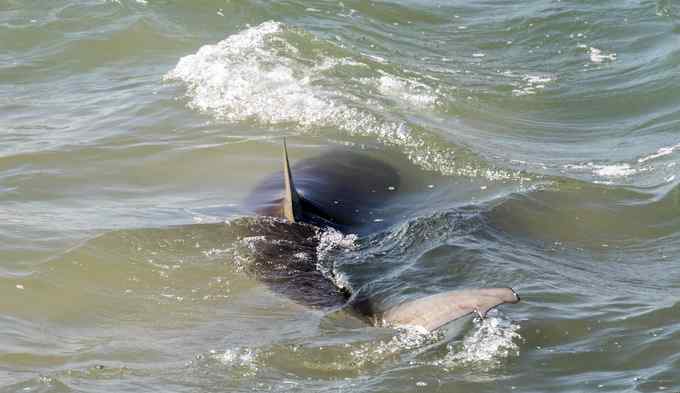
[1,0,680,392]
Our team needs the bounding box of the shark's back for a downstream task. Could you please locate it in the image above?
[243,141,520,330]
[237,218,349,309]
[249,145,401,232]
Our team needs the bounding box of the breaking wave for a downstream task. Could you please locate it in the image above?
[164,21,525,181]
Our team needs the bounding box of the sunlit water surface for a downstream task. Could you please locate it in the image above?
[1,1,680,392]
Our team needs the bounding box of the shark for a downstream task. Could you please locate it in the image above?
[242,139,520,333]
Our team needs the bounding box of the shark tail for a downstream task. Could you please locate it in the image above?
[377,287,520,331]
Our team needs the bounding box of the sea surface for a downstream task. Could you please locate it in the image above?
[2,1,680,392]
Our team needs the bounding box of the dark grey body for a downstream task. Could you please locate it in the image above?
[243,148,401,311]
[237,218,349,309]
[248,149,401,233]
[240,143,519,331]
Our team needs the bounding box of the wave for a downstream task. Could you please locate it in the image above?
[164,21,528,181]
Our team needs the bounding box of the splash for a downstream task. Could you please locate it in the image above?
[434,312,521,368]
[164,22,408,147]
[316,227,358,261]
[212,347,257,366]
[315,227,358,289]
[165,21,523,181]
[348,326,441,368]
[163,21,419,129]
[164,22,315,124]
[376,73,439,109]
[203,347,260,377]
[348,314,520,371]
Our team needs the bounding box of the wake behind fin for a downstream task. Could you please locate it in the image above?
[282,138,302,223]
[377,287,520,332]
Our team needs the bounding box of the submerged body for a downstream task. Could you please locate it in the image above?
[249,142,401,233]
[245,141,519,332]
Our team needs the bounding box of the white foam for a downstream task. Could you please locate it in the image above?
[564,162,638,178]
[377,74,438,109]
[316,227,357,260]
[592,164,636,177]
[348,313,520,370]
[213,347,256,365]
[165,21,383,130]
[315,227,357,289]
[165,22,328,124]
[525,75,552,84]
[202,247,232,258]
[512,74,553,96]
[435,313,521,368]
[349,326,440,367]
[210,347,259,376]
[165,22,524,180]
[638,142,680,163]
[589,47,616,63]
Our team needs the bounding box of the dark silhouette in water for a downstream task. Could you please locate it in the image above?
[243,140,519,331]
[249,140,401,233]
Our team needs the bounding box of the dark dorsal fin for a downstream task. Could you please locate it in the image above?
[282,138,302,222]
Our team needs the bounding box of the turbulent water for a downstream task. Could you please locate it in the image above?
[2,0,680,392]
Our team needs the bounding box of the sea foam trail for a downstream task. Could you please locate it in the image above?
[164,21,525,181]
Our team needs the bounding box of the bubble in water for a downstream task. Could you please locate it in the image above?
[589,47,616,63]
[512,74,553,96]
[315,227,358,289]
[349,326,441,367]
[208,347,259,377]
[433,312,521,369]
[316,227,358,261]
[376,74,439,109]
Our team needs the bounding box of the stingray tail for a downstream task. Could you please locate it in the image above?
[377,287,520,331]
[282,138,302,223]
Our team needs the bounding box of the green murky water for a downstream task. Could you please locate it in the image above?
[2,1,680,392]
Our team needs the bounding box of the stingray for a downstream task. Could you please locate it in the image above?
[242,140,519,332]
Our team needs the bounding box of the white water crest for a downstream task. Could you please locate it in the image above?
[164,21,523,181]
[205,347,260,377]
[589,47,617,64]
[165,22,333,125]
[315,227,358,290]
[433,312,521,369]
[638,142,680,163]
[563,162,642,179]
[348,325,441,368]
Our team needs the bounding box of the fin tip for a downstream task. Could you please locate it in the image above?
[281,138,301,222]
